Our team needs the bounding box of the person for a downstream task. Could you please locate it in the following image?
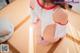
[0,17,14,43]
[30,0,69,45]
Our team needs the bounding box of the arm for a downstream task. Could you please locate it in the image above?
[43,24,56,43]
[53,8,68,25]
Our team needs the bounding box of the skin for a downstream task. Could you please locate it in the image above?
[43,24,56,43]
[53,7,68,25]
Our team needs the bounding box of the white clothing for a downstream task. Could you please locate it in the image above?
[54,23,67,39]
[31,0,67,39]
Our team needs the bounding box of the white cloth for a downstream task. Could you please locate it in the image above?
[32,0,66,39]
[54,23,67,39]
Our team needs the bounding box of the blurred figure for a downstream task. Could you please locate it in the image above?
[30,0,70,45]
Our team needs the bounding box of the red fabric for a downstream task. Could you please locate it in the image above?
[37,0,57,10]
